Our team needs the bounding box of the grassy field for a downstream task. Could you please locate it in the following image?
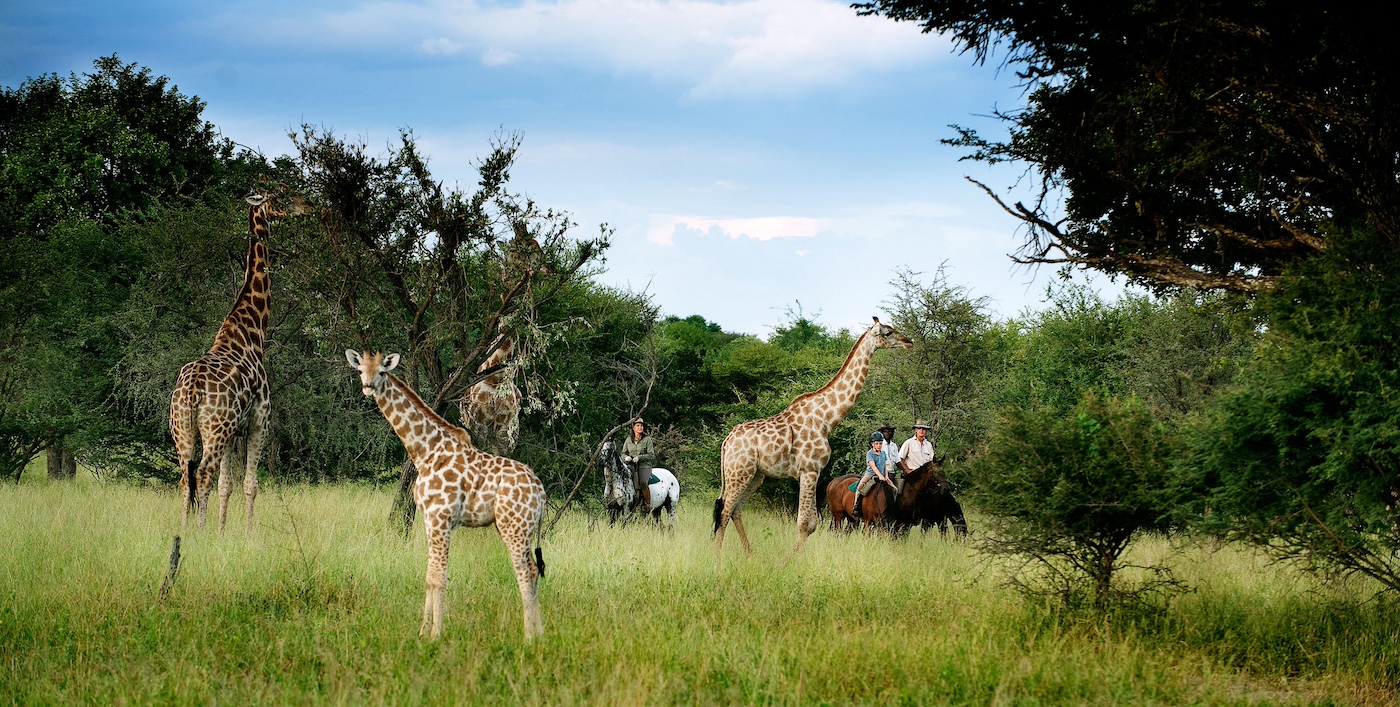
[2,469,1397,705]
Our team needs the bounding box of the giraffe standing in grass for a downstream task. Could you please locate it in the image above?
[713,317,913,556]
[347,349,546,641]
[169,193,282,532]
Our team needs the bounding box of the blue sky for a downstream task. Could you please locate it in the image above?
[3,0,1117,336]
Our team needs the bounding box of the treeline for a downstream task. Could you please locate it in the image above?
[7,42,1400,605]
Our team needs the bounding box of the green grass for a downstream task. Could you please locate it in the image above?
[2,472,1396,705]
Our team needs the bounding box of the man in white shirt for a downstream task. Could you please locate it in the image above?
[898,420,936,485]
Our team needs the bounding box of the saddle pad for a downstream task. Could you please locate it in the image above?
[848,482,858,492]
[649,473,660,485]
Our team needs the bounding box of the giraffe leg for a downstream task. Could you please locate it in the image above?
[501,520,543,641]
[728,473,764,555]
[421,514,450,640]
[243,397,270,532]
[194,426,232,529]
[217,438,236,534]
[792,469,820,553]
[170,383,198,529]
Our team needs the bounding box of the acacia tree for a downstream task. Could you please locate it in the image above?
[280,127,608,531]
[970,390,1180,607]
[855,1,1399,292]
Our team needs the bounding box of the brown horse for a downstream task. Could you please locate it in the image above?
[888,459,968,538]
[826,474,894,532]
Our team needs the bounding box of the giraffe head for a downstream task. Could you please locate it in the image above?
[345,350,401,397]
[869,317,914,350]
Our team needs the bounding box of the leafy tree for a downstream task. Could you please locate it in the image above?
[0,55,249,481]
[968,390,1181,606]
[855,1,1399,293]
[876,266,1002,458]
[1191,231,1400,592]
[277,127,609,530]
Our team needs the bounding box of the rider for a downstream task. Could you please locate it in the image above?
[620,418,655,511]
[852,431,895,519]
[898,420,936,482]
[878,423,903,496]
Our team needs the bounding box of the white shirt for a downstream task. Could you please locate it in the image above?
[881,434,902,470]
[899,436,935,471]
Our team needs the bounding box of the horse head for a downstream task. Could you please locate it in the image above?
[599,439,635,509]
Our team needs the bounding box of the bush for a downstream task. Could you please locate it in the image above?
[968,390,1184,607]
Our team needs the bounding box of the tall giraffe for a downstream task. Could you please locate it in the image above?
[347,349,546,641]
[169,193,280,532]
[713,317,913,556]
[460,328,520,456]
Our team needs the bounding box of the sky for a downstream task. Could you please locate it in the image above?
[2,0,1119,337]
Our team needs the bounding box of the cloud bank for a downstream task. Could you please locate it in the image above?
[230,0,950,98]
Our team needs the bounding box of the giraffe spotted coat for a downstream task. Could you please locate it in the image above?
[714,318,914,556]
[347,350,546,641]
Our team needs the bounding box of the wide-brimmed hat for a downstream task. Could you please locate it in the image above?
[912,420,932,430]
[879,422,895,431]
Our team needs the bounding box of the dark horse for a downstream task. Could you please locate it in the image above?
[887,459,967,538]
[825,474,895,532]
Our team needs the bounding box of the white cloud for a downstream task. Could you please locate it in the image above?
[480,47,519,66]
[418,37,464,55]
[233,0,951,98]
[648,215,824,244]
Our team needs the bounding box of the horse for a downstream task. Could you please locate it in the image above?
[598,439,680,529]
[825,473,894,532]
[887,459,968,538]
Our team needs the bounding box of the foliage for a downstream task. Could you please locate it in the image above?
[0,56,254,481]
[855,1,1400,293]
[1192,230,1400,592]
[874,266,1003,458]
[993,285,1252,418]
[968,390,1182,606]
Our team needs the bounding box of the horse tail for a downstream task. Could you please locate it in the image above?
[712,497,724,535]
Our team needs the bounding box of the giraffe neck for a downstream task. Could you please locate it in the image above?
[211,204,270,358]
[375,373,467,466]
[792,327,877,435]
[478,336,515,385]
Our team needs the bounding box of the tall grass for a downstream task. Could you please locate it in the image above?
[2,472,1396,705]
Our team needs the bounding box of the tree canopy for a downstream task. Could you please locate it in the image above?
[855,0,1400,292]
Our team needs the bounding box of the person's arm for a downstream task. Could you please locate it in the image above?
[897,439,913,473]
[637,437,656,466]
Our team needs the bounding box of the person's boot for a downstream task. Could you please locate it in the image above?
[852,492,863,520]
[640,483,653,511]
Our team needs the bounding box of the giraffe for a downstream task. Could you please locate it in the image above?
[169,193,280,532]
[713,317,913,556]
[460,328,521,456]
[346,349,546,641]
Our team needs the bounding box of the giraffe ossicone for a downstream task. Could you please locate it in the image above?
[169,193,281,533]
[713,316,914,557]
[347,349,547,641]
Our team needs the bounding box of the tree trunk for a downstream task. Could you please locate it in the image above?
[46,442,76,479]
[390,458,418,538]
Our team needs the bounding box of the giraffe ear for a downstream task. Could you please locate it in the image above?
[345,349,361,367]
[383,353,401,371]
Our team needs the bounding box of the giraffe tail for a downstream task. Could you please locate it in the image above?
[186,460,197,509]
[712,498,724,535]
[534,546,546,579]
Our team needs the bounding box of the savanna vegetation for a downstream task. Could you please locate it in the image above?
[6,0,1400,696]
